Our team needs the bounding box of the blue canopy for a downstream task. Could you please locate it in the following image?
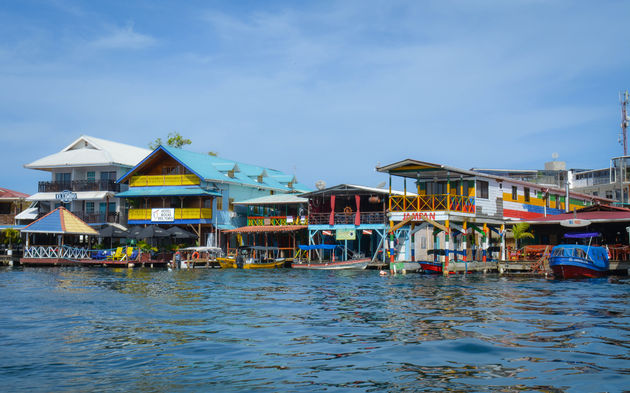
[298,244,337,251]
[564,232,601,239]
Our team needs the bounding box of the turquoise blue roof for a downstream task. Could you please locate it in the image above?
[116,186,221,198]
[119,146,311,193]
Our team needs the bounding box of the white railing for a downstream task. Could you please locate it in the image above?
[24,245,91,260]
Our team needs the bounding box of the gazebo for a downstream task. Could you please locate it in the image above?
[20,207,98,265]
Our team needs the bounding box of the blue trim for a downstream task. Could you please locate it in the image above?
[116,145,205,184]
[308,224,387,230]
[128,219,213,225]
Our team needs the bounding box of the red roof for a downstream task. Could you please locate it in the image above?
[224,225,307,233]
[0,187,29,199]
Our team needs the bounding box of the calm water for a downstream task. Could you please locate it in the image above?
[1,267,629,392]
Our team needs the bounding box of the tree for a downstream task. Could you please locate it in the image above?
[512,222,534,249]
[1,228,21,249]
[149,132,192,150]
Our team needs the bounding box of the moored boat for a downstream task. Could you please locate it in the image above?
[291,258,369,270]
[549,244,609,279]
[218,246,285,269]
[419,261,455,274]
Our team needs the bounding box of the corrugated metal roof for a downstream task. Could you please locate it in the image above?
[224,225,307,233]
[25,135,151,170]
[0,187,29,199]
[116,186,221,198]
[234,194,308,205]
[300,184,411,198]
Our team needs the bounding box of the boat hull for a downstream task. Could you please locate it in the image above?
[550,262,607,279]
[217,257,237,269]
[549,245,609,279]
[291,258,369,270]
[419,261,454,274]
[242,260,285,269]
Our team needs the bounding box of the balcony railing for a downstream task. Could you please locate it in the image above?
[128,208,212,221]
[38,180,120,193]
[389,195,475,213]
[71,211,119,224]
[308,212,386,225]
[248,216,308,226]
[129,175,200,187]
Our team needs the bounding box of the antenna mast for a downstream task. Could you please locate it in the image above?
[621,90,629,155]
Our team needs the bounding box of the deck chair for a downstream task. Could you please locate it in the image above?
[107,247,124,261]
[121,247,134,261]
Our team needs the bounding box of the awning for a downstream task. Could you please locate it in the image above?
[15,207,39,220]
[116,186,221,198]
[27,191,113,201]
[224,225,307,233]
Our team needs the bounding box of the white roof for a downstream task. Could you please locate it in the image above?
[27,191,114,201]
[15,207,38,220]
[25,135,151,170]
[234,193,308,205]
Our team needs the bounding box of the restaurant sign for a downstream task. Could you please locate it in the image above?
[151,208,175,222]
[55,190,78,204]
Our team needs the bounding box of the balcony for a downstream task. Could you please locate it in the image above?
[71,211,119,224]
[389,195,475,213]
[129,174,200,187]
[128,208,212,221]
[38,180,120,193]
[247,216,308,226]
[308,212,386,225]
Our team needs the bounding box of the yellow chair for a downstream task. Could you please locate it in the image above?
[122,247,134,261]
[107,247,123,261]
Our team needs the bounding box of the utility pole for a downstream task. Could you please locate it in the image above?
[621,90,629,155]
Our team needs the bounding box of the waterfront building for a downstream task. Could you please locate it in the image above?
[223,193,309,258]
[376,159,613,264]
[298,184,407,264]
[571,155,630,205]
[22,135,150,225]
[0,187,29,226]
[116,146,310,247]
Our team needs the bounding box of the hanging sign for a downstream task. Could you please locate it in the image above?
[336,229,356,240]
[55,190,77,204]
[151,208,175,222]
[560,219,591,228]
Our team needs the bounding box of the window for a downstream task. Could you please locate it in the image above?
[228,198,235,212]
[420,236,427,249]
[162,166,179,175]
[511,186,518,201]
[216,197,223,210]
[55,172,71,183]
[86,202,94,213]
[87,171,95,182]
[100,171,117,181]
[524,187,530,202]
[477,180,489,199]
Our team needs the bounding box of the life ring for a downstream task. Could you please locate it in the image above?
[191,251,200,260]
[343,206,353,214]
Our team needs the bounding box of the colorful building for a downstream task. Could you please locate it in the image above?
[376,159,613,264]
[22,135,150,224]
[116,145,310,246]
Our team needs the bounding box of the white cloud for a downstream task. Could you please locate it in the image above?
[90,25,156,50]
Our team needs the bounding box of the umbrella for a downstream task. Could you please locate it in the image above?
[127,225,144,239]
[166,226,197,239]
[137,225,170,239]
[98,225,128,238]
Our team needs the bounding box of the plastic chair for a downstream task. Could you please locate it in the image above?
[107,247,123,261]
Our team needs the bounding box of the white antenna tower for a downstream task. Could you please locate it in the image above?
[620,90,629,155]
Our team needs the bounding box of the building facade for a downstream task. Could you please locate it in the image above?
[22,135,151,225]
[0,187,30,226]
[116,146,310,247]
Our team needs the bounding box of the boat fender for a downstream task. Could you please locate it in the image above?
[192,251,200,260]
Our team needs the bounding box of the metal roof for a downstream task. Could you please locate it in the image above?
[0,187,29,200]
[234,194,308,206]
[224,225,307,233]
[25,135,151,170]
[299,184,411,198]
[116,186,221,198]
[21,207,98,235]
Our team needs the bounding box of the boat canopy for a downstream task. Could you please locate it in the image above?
[551,244,609,264]
[298,244,337,251]
[563,232,601,238]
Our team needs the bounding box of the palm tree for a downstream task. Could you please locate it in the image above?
[512,223,534,249]
[2,228,21,252]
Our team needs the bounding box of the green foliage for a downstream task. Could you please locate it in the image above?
[208,151,218,156]
[136,240,158,253]
[1,228,21,247]
[512,223,534,248]
[149,132,192,150]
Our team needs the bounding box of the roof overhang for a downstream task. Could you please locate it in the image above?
[27,191,114,201]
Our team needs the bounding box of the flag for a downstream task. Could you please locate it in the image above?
[362,229,373,235]
[322,230,333,236]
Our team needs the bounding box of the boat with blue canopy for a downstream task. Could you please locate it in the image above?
[549,232,609,279]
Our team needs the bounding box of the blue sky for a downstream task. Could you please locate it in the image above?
[2,0,630,194]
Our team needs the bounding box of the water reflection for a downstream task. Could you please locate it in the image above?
[0,267,628,392]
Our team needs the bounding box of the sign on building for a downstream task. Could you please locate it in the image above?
[151,208,175,222]
[55,190,78,204]
[336,229,356,240]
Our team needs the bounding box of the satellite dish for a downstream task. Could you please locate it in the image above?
[315,180,326,190]
[376,181,386,189]
[552,152,559,160]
